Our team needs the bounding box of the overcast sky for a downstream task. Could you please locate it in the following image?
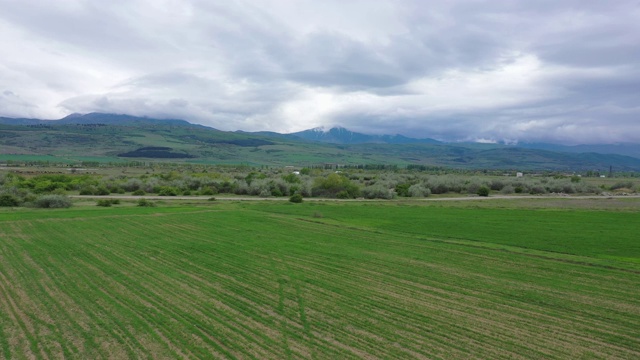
[1,0,639,144]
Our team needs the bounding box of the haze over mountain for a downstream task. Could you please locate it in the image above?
[1,1,639,145]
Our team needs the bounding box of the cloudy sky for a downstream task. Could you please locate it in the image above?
[1,0,639,144]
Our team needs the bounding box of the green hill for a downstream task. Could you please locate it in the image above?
[1,113,640,171]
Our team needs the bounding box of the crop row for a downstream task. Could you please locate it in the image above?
[0,204,638,358]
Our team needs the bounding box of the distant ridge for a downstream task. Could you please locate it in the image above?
[0,112,214,129]
[517,142,640,160]
[2,112,640,169]
[288,126,441,145]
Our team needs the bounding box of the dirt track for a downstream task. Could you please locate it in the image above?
[70,194,640,202]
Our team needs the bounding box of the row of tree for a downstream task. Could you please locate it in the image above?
[1,167,637,208]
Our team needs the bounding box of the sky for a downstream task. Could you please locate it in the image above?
[1,0,639,145]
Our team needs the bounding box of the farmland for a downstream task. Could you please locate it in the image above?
[0,200,639,359]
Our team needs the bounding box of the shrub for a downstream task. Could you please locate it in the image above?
[199,187,216,196]
[490,179,505,191]
[466,181,482,194]
[96,199,113,207]
[395,183,411,197]
[79,186,96,195]
[477,186,490,197]
[529,185,546,195]
[313,173,360,198]
[0,193,20,207]
[259,189,271,198]
[408,184,430,198]
[32,195,72,209]
[270,187,283,197]
[282,173,301,184]
[137,198,156,207]
[157,186,179,196]
[95,186,111,196]
[132,189,146,196]
[336,190,350,199]
[501,185,515,194]
[361,185,395,199]
[122,178,143,192]
[289,193,303,203]
[610,181,634,191]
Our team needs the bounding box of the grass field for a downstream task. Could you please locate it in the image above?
[0,200,639,359]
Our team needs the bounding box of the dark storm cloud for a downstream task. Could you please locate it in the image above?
[0,0,639,143]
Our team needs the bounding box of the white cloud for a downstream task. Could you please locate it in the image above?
[0,0,639,144]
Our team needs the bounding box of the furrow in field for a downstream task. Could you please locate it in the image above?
[264,225,636,358]
[24,219,193,359]
[82,219,302,358]
[1,205,638,359]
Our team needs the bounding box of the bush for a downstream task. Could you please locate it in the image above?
[610,181,634,191]
[0,193,20,207]
[97,199,120,207]
[408,184,430,198]
[199,187,216,196]
[336,190,350,199]
[137,198,156,207]
[132,189,146,196]
[313,173,360,198]
[529,185,547,195]
[282,173,301,184]
[501,185,515,194]
[157,186,179,196]
[31,195,72,208]
[395,183,411,197]
[289,193,303,203]
[95,186,111,196]
[79,186,96,195]
[122,178,143,192]
[97,199,112,207]
[361,185,395,199]
[477,186,490,197]
[259,189,271,198]
[490,179,505,191]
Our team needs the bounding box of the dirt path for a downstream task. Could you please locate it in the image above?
[70,194,640,202]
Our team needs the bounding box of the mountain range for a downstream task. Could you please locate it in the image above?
[1,112,640,171]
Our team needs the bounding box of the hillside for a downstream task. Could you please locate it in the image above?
[288,126,441,145]
[2,113,640,171]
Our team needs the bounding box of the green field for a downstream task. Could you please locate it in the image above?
[0,200,639,359]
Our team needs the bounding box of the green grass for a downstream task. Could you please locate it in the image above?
[248,201,640,264]
[0,201,638,359]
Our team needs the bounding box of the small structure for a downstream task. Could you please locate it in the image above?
[516,172,523,178]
